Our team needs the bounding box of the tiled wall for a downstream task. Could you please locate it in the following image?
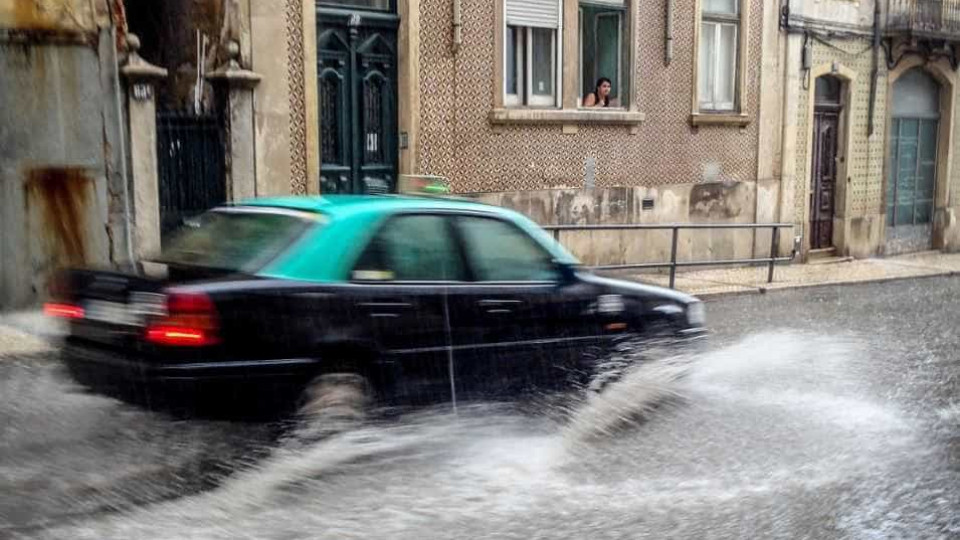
[416,0,765,193]
[792,37,888,231]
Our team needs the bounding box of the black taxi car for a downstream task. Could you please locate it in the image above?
[46,193,705,413]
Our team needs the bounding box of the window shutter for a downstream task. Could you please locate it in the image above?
[505,0,560,28]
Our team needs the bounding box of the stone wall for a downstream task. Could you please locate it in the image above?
[471,184,763,267]
[249,0,317,197]
[0,27,123,309]
[0,0,110,31]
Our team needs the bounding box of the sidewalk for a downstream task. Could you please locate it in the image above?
[0,311,60,354]
[627,250,960,297]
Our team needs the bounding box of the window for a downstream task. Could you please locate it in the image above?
[579,0,627,108]
[504,0,560,107]
[456,217,559,282]
[157,209,313,273]
[698,0,740,112]
[887,68,941,228]
[353,215,465,281]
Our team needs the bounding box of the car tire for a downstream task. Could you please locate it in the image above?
[296,372,372,427]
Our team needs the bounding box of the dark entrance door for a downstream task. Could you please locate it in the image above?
[317,7,399,194]
[809,76,842,251]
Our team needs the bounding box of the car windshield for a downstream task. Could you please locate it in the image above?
[155,208,315,273]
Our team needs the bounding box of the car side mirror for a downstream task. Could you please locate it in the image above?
[553,261,578,284]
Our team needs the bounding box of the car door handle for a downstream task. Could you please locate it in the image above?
[358,301,412,309]
[478,298,522,314]
[477,299,523,306]
[357,301,413,318]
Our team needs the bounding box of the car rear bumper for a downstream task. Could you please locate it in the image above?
[62,340,319,405]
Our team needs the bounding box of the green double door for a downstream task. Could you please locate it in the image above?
[886,68,940,254]
[318,6,398,194]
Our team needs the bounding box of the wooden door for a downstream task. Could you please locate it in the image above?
[317,9,398,194]
[810,110,839,250]
[809,76,843,251]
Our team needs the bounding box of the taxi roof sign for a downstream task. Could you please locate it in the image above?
[399,175,451,196]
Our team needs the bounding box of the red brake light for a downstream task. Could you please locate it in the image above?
[144,292,219,347]
[44,302,85,319]
[146,325,211,346]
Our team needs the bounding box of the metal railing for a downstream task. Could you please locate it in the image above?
[544,223,796,289]
[887,0,960,36]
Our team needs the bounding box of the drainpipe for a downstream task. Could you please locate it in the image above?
[665,0,674,65]
[777,10,793,229]
[452,0,462,52]
[868,1,880,136]
[109,23,136,268]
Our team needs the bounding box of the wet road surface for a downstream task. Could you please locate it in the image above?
[2,276,958,539]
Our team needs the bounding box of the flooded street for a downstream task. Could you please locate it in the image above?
[3,276,959,539]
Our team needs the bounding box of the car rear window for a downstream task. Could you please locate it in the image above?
[156,209,315,273]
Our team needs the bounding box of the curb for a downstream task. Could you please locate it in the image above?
[693,269,960,300]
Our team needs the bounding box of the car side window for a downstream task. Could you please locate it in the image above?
[353,215,465,281]
[455,216,559,282]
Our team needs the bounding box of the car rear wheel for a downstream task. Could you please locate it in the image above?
[296,372,372,432]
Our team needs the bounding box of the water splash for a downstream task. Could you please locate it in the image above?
[562,359,689,442]
[18,331,956,540]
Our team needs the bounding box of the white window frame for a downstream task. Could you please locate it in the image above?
[578,7,584,106]
[505,26,525,106]
[493,0,647,124]
[694,0,745,117]
[502,0,563,108]
[527,27,558,106]
[698,19,738,111]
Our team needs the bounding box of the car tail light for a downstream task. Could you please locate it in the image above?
[145,291,220,347]
[44,302,85,319]
[44,272,81,319]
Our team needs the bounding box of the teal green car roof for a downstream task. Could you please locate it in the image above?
[243,194,521,218]
[239,194,579,281]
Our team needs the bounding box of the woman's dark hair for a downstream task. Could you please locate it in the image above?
[593,77,612,107]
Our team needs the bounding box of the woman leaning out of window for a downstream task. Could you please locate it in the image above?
[583,77,615,108]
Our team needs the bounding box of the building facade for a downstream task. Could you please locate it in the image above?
[7,0,960,308]
[773,0,960,259]
[310,0,778,265]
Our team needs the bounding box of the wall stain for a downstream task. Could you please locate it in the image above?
[689,182,744,220]
[25,166,92,267]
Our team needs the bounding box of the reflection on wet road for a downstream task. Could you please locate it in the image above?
[3,277,959,539]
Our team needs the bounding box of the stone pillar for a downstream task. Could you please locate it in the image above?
[120,34,167,260]
[208,41,262,201]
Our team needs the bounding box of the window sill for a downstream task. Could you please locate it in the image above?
[489,108,646,126]
[689,113,752,127]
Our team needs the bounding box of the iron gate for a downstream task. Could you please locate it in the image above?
[156,111,226,240]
